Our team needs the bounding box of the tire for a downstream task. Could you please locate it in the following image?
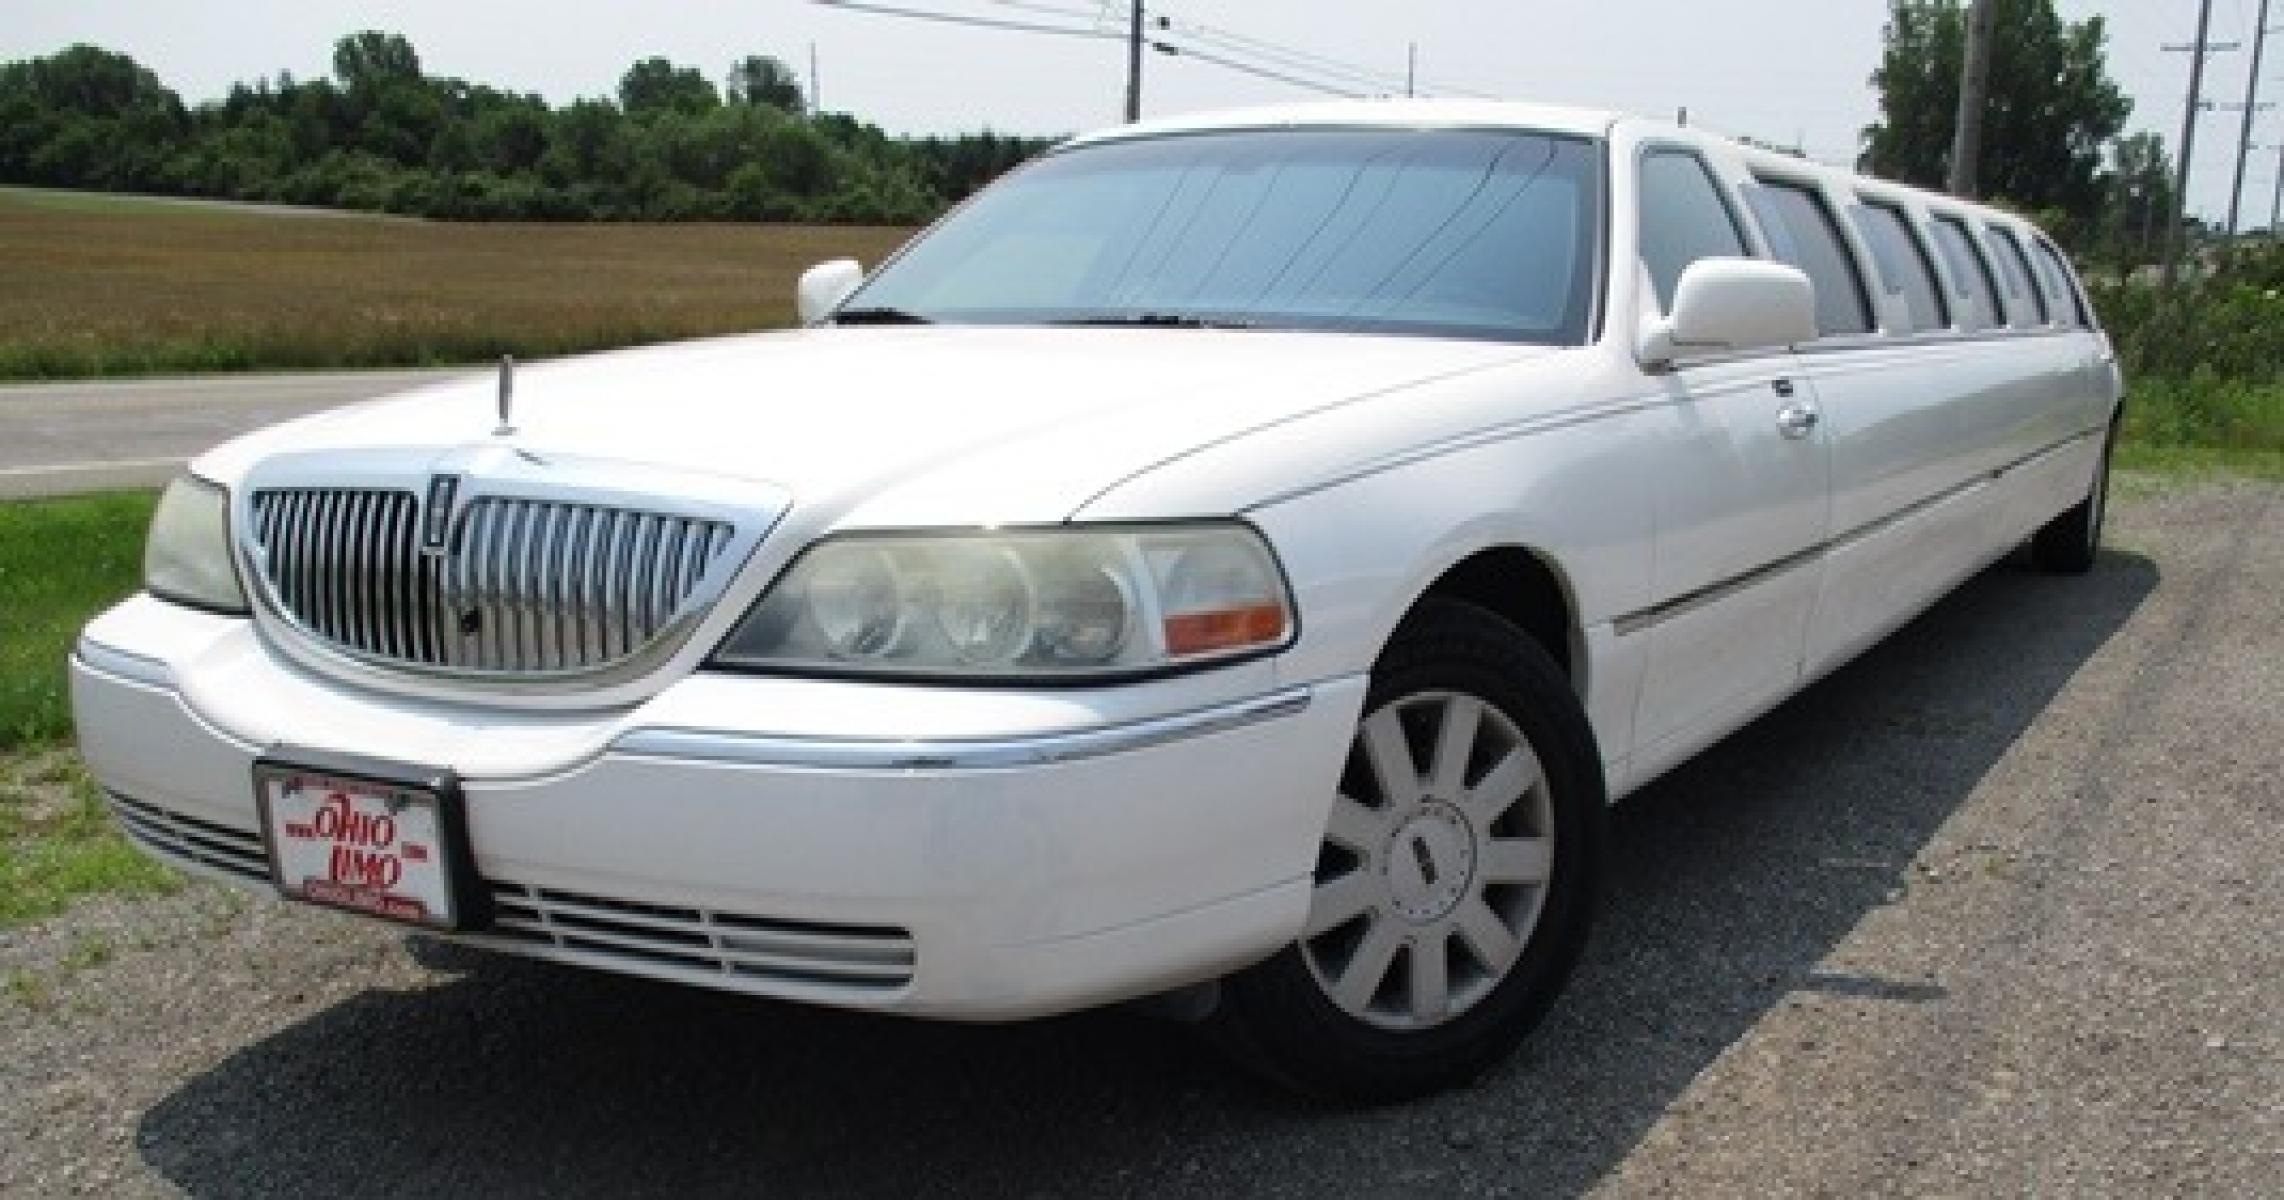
[2030,417,2117,575]
[1209,598,1605,1103]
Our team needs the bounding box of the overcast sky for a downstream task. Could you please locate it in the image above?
[4,1,2276,225]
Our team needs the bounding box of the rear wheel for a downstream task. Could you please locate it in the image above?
[2031,417,2117,575]
[1211,599,1603,1102]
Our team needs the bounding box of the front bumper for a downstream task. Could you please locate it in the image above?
[71,594,1366,1019]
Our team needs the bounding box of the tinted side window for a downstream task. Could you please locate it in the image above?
[1638,150,1748,312]
[1985,226,2047,326]
[1930,217,2003,330]
[1851,201,1950,333]
[2032,239,2089,327]
[1745,180,1874,337]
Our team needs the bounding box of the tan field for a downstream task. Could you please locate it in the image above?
[0,188,912,379]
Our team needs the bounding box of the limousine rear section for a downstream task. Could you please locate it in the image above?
[71,98,2119,1102]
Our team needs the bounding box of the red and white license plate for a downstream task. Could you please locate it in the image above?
[256,763,462,929]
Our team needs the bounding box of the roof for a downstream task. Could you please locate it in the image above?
[1063,98,1624,148]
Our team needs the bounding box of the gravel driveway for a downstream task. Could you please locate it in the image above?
[5,478,2278,1198]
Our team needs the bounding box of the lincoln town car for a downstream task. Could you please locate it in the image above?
[71,100,2119,1100]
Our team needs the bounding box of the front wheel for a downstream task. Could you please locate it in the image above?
[1210,599,1604,1102]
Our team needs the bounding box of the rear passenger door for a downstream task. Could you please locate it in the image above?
[1626,147,1830,765]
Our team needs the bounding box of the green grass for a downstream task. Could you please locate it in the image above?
[0,746,181,927]
[0,491,153,748]
[0,185,313,218]
[2121,376,2284,456]
[0,489,182,925]
[2114,443,2284,484]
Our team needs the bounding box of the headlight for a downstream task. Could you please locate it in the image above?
[713,523,1294,680]
[144,474,249,614]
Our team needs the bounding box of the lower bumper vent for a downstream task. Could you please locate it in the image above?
[105,793,916,993]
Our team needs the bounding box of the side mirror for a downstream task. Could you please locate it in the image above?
[1637,258,1817,369]
[796,258,865,325]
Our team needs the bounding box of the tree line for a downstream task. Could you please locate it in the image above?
[1859,0,2192,273]
[0,7,2234,267]
[0,32,1054,223]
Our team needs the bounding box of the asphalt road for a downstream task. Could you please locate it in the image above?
[3,479,2278,1197]
[0,369,466,498]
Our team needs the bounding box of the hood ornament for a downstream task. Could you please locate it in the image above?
[493,354,516,437]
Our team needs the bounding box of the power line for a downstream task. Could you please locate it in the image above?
[1158,18,1409,90]
[814,0,1115,43]
[814,1,1481,112]
[1152,42,1365,98]
[1152,10,1497,99]
[988,0,1111,22]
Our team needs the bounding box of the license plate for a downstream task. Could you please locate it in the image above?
[254,753,475,931]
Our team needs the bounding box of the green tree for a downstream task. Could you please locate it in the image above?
[0,45,185,188]
[726,54,805,114]
[332,31,422,90]
[1861,0,2129,235]
[471,104,549,174]
[0,37,1056,224]
[2099,132,2173,271]
[618,57,718,116]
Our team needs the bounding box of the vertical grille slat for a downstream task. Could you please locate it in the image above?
[351,492,378,653]
[248,487,732,677]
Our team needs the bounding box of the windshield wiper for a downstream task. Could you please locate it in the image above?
[1048,312,1256,330]
[831,306,933,325]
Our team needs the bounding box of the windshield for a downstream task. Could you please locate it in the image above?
[843,128,1603,344]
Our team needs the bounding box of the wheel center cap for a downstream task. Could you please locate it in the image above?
[1385,802,1475,922]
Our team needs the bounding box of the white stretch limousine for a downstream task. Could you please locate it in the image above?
[72,100,2118,1100]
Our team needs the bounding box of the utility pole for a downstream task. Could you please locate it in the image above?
[2162,0,2223,288]
[1407,43,1417,98]
[2265,141,2284,230]
[1948,0,1997,196]
[1125,0,1144,122]
[2271,141,2284,232]
[2225,0,2273,235]
[809,42,821,113]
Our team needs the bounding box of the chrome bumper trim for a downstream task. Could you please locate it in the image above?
[72,637,174,689]
[612,685,1317,771]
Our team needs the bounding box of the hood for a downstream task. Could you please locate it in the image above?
[198,326,1550,527]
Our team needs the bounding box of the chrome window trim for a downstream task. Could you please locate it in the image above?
[611,684,1316,771]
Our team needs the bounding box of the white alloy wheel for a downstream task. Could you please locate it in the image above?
[1300,690,1555,1031]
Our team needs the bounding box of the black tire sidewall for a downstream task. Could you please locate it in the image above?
[2032,415,2117,575]
[1215,598,1606,1102]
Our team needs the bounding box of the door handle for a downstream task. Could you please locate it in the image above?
[1776,402,1821,440]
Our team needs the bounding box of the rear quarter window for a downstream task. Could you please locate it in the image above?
[2028,238,2086,327]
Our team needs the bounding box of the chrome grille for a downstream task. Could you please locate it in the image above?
[105,792,914,995]
[485,883,917,992]
[107,791,269,884]
[249,488,736,675]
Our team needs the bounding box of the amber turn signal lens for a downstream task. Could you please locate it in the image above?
[1162,602,1288,657]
